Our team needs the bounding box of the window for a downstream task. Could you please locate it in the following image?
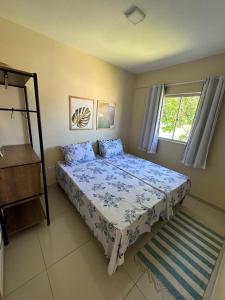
[159,95,200,143]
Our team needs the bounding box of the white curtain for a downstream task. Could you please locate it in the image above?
[182,76,225,168]
[139,85,165,154]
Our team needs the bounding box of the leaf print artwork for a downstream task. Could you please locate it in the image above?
[72,107,91,128]
[70,96,94,130]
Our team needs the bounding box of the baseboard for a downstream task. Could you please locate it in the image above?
[189,193,225,214]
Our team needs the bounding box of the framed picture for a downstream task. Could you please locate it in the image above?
[69,96,94,130]
[97,101,116,129]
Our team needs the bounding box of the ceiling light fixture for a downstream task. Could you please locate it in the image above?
[124,5,146,25]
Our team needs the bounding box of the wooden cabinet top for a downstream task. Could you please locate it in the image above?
[0,144,40,169]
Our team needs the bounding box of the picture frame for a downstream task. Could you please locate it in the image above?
[96,101,116,129]
[69,96,94,130]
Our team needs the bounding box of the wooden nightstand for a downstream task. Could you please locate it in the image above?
[0,144,45,244]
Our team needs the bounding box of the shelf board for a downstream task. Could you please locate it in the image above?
[5,198,45,235]
[0,144,40,169]
[0,66,33,88]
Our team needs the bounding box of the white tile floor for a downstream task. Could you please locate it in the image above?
[4,185,225,300]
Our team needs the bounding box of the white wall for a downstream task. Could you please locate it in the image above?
[0,17,135,184]
[128,53,225,210]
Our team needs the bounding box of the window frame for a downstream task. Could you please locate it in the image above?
[158,92,200,144]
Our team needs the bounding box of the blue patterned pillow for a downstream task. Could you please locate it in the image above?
[61,141,96,165]
[98,139,124,158]
[97,138,113,156]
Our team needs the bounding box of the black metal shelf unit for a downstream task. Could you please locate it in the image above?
[0,66,50,229]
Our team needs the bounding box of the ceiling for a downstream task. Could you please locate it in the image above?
[1,0,225,74]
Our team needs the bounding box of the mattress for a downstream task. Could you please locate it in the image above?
[104,154,191,211]
[56,158,167,275]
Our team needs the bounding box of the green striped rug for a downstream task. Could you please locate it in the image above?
[136,210,225,300]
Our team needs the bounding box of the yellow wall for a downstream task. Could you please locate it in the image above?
[128,53,225,210]
[0,17,135,184]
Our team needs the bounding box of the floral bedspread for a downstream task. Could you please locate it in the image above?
[104,154,191,210]
[56,159,167,275]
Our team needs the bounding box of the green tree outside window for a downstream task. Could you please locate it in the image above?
[159,95,199,142]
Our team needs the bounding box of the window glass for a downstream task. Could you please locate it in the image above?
[159,95,199,143]
[159,97,180,140]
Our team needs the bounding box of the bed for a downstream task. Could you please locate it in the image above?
[56,158,167,275]
[104,153,191,213]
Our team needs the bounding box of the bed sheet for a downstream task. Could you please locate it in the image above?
[56,158,167,274]
[104,154,191,210]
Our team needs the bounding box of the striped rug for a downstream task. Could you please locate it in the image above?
[136,210,225,300]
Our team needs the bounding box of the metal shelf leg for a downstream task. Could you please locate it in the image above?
[33,73,50,226]
[0,208,8,245]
